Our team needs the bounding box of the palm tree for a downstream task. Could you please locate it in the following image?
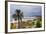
[13,9,23,29]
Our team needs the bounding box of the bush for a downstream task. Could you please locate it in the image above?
[32,22,35,25]
[36,20,42,28]
[10,23,16,29]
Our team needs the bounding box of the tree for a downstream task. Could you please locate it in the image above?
[36,18,42,28]
[36,20,41,28]
[13,9,23,28]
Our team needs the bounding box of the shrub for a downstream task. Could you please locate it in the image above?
[10,23,16,29]
[36,20,42,28]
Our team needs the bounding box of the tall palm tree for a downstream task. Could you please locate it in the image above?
[13,9,23,29]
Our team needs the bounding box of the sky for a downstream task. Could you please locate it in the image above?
[10,4,42,21]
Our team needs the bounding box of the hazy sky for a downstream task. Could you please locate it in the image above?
[10,4,42,21]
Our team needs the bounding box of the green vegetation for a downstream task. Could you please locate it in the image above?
[20,17,42,28]
[35,17,42,28]
[36,21,41,28]
[10,17,42,29]
[32,22,35,25]
[10,23,16,29]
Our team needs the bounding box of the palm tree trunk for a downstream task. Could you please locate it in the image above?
[20,19,22,28]
[18,17,20,29]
